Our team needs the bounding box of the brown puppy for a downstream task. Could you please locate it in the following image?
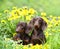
[16,22,27,33]
[29,17,47,45]
[29,17,47,31]
[13,22,30,45]
[25,24,33,36]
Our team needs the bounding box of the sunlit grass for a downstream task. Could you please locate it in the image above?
[0,6,60,49]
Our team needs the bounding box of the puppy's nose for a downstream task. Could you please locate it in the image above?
[34,25,39,29]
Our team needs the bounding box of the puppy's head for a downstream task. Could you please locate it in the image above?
[29,17,37,25]
[25,24,33,35]
[33,17,47,30]
[30,17,47,30]
[16,22,27,33]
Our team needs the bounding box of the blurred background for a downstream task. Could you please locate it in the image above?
[0,0,60,16]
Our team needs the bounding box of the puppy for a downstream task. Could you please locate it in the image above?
[16,22,27,34]
[30,17,47,45]
[29,17,47,31]
[13,22,30,45]
[25,24,33,36]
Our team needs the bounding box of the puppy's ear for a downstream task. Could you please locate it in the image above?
[29,18,36,25]
[24,22,27,27]
[41,20,47,31]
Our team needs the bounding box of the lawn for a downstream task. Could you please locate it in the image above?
[0,0,60,49]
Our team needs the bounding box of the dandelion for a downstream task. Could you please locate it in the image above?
[5,38,11,41]
[13,15,19,20]
[23,45,28,49]
[17,8,23,15]
[23,6,28,9]
[26,15,31,21]
[54,22,58,26]
[10,10,17,16]
[41,17,49,23]
[8,15,19,21]
[49,15,53,18]
[22,9,28,16]
[29,8,36,15]
[4,10,9,13]
[48,24,52,28]
[52,29,55,32]
[34,44,42,49]
[15,44,19,49]
[13,33,17,36]
[45,32,49,38]
[8,17,13,21]
[44,44,50,49]
[41,12,46,16]
[12,6,17,10]
[1,20,6,23]
[39,44,43,49]
[18,8,22,11]
[58,16,60,19]
[30,45,35,49]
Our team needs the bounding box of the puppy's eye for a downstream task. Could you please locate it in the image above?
[21,27,24,29]
[20,24,23,26]
[28,27,31,30]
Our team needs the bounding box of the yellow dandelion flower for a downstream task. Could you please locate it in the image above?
[44,44,50,49]
[8,16,14,21]
[41,17,48,23]
[31,45,35,49]
[5,38,11,41]
[41,12,46,16]
[26,15,31,21]
[15,44,19,49]
[23,6,28,9]
[22,9,28,16]
[53,17,56,20]
[49,15,53,18]
[17,8,23,15]
[52,29,55,32]
[45,32,49,38]
[35,44,39,49]
[58,20,60,23]
[23,45,28,49]
[8,15,19,21]
[34,44,42,49]
[14,10,21,16]
[48,24,52,28]
[13,15,19,20]
[39,44,43,48]
[13,33,17,36]
[18,8,22,11]
[8,17,13,21]
[12,6,17,10]
[29,8,36,15]
[4,10,9,13]
[54,21,58,26]
[10,10,17,16]
[1,20,6,23]
[58,16,60,19]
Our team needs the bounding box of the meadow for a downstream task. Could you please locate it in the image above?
[0,0,60,49]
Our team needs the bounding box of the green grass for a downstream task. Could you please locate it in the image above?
[0,0,60,49]
[0,0,60,16]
